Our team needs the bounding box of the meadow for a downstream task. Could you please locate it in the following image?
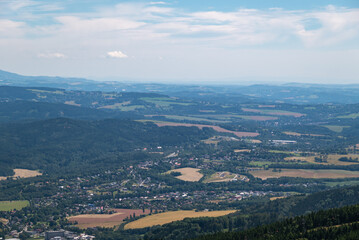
[0,200,29,211]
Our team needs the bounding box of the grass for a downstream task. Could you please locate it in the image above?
[167,168,203,182]
[124,210,237,229]
[242,108,305,117]
[28,89,64,95]
[141,97,192,107]
[324,180,359,187]
[203,172,248,183]
[285,154,359,166]
[162,115,228,123]
[337,113,359,119]
[0,200,29,211]
[250,169,359,180]
[322,125,350,133]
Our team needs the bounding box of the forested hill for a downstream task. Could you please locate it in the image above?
[0,101,139,122]
[196,204,359,240]
[140,184,359,240]
[0,118,214,176]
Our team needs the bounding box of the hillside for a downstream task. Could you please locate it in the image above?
[196,204,359,240]
[0,118,214,176]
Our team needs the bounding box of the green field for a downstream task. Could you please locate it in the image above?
[322,125,350,133]
[337,113,359,119]
[0,200,29,211]
[141,97,192,107]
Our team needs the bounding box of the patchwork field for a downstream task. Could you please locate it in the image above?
[0,200,29,211]
[168,168,203,182]
[250,169,359,180]
[0,169,42,181]
[68,209,150,229]
[155,122,259,137]
[285,154,359,166]
[190,114,278,121]
[124,210,237,229]
[203,172,248,183]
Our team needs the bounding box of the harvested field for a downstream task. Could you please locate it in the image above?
[250,169,359,180]
[13,169,42,178]
[242,108,305,117]
[0,200,29,211]
[0,169,42,181]
[270,196,287,201]
[68,209,150,229]
[234,149,251,153]
[168,168,203,182]
[124,210,237,229]
[64,100,81,106]
[155,122,259,137]
[285,154,359,166]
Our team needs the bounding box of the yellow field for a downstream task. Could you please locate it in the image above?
[234,149,251,153]
[0,169,42,181]
[270,196,287,201]
[285,154,359,166]
[250,169,359,180]
[283,131,325,137]
[124,210,237,229]
[167,168,203,182]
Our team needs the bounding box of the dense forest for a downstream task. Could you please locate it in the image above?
[196,204,359,240]
[0,118,214,176]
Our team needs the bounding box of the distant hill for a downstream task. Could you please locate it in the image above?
[2,69,359,104]
[0,118,214,176]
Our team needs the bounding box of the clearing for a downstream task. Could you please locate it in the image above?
[68,209,150,229]
[154,121,259,137]
[167,168,203,182]
[124,210,236,229]
[0,200,29,211]
[203,172,249,183]
[0,169,42,181]
[250,169,359,180]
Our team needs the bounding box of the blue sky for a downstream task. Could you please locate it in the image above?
[0,0,358,84]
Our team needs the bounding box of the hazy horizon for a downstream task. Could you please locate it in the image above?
[0,0,358,84]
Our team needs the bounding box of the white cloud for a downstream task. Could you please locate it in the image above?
[107,50,128,58]
[150,2,167,5]
[38,53,66,58]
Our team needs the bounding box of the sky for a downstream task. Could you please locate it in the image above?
[0,0,358,84]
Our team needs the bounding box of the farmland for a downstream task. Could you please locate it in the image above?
[241,108,305,117]
[155,121,259,137]
[124,210,237,229]
[168,168,203,182]
[0,169,42,181]
[285,154,359,166]
[0,200,29,211]
[68,209,150,229]
[203,172,248,183]
[250,169,359,180]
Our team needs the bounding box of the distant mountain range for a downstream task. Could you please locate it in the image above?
[1,69,359,104]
